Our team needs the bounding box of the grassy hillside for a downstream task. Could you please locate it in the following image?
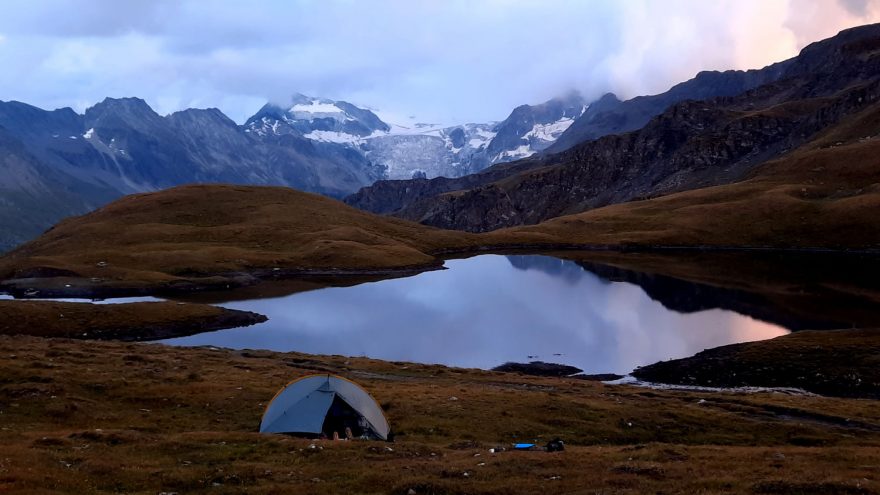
[0,185,479,293]
[489,102,880,250]
[2,335,880,494]
[505,139,880,249]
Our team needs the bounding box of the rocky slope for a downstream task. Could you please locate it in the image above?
[484,91,587,162]
[547,61,792,153]
[347,24,880,232]
[344,62,794,218]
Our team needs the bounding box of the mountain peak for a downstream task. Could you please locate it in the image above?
[244,93,389,142]
[88,96,152,112]
[85,97,160,125]
[167,107,238,129]
[593,93,621,106]
[550,89,587,106]
[484,92,589,162]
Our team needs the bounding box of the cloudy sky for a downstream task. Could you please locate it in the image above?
[0,0,878,125]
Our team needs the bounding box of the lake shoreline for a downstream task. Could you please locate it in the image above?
[3,243,879,301]
[0,300,268,341]
[632,329,880,399]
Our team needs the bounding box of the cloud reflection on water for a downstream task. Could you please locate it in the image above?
[164,255,788,374]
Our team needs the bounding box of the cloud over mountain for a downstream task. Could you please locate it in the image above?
[0,0,878,124]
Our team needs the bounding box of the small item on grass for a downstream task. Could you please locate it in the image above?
[546,438,565,452]
[514,443,537,450]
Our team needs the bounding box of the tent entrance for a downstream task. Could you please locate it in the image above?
[322,394,366,439]
[260,374,390,440]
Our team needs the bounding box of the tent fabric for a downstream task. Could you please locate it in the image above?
[259,374,390,440]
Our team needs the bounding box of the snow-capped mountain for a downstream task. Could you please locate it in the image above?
[365,93,588,178]
[0,97,383,252]
[362,122,497,179]
[244,92,587,181]
[244,93,390,143]
[485,91,587,162]
[0,92,586,252]
[244,94,492,179]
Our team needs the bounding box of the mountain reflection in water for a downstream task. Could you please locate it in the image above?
[164,255,789,373]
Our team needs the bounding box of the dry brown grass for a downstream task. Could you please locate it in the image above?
[498,137,880,250]
[634,329,880,398]
[2,335,880,494]
[0,300,265,340]
[0,185,482,291]
[495,102,880,251]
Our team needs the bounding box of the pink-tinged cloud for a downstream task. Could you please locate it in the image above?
[0,0,877,123]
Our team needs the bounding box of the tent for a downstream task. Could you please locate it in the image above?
[259,374,390,440]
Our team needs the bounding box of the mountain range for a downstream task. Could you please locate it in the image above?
[4,24,880,254]
[346,23,880,232]
[0,90,589,251]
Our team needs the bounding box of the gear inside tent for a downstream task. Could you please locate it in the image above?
[259,374,390,440]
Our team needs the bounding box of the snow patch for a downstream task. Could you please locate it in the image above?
[82,128,95,139]
[289,100,348,122]
[382,122,446,136]
[303,130,364,144]
[522,117,576,143]
[246,117,284,137]
[475,129,497,140]
[290,101,342,114]
[498,144,535,160]
[605,375,815,396]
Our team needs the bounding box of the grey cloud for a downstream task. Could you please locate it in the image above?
[0,1,878,124]
[0,0,178,37]
[839,0,870,16]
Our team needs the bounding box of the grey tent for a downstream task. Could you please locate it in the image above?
[259,374,390,440]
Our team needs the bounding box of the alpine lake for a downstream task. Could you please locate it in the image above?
[162,251,880,376]
[7,251,879,376]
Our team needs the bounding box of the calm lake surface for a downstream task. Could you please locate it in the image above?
[163,254,788,374]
